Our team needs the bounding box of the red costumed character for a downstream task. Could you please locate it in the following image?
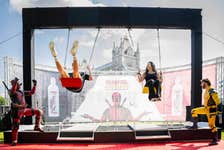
[9,77,43,146]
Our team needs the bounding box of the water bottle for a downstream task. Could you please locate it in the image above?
[48,77,59,117]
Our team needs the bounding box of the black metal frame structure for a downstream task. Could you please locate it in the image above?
[22,7,202,124]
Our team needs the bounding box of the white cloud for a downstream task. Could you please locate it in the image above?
[98,29,146,45]
[102,48,112,61]
[54,36,65,45]
[9,0,28,13]
[79,41,93,47]
[9,0,224,68]
[35,30,45,35]
[117,0,224,61]
[9,0,105,14]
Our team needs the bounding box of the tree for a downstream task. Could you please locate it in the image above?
[0,96,7,106]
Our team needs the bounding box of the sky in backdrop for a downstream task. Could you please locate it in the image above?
[0,0,224,69]
[0,0,224,97]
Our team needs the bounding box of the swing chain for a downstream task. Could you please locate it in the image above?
[64,28,72,68]
[128,28,135,48]
[157,28,162,72]
[88,28,101,65]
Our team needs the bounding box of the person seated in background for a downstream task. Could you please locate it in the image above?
[9,77,43,146]
[137,61,162,101]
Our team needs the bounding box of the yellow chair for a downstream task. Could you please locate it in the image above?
[142,86,149,94]
[142,86,157,94]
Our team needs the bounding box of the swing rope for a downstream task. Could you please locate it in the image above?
[128,28,135,48]
[64,28,71,68]
[59,28,101,93]
[127,28,141,73]
[88,28,101,65]
[71,28,101,93]
[157,29,162,70]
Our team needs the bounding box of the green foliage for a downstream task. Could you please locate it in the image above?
[222,130,224,140]
[0,132,3,143]
[0,96,7,105]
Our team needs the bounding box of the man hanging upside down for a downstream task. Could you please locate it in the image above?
[49,41,92,92]
[10,77,43,146]
[190,78,220,146]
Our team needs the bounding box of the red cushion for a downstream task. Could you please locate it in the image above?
[60,78,82,88]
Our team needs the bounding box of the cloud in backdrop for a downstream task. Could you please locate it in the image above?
[9,0,104,13]
[8,0,224,69]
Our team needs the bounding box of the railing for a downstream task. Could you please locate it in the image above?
[0,105,10,119]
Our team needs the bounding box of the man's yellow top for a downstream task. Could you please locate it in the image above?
[204,87,220,107]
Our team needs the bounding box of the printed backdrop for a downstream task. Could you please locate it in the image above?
[69,64,217,122]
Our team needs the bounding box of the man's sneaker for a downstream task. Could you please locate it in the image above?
[187,117,198,130]
[209,140,218,146]
[187,124,198,130]
[49,41,57,57]
[71,41,79,56]
[34,126,44,133]
[11,141,17,146]
[209,132,218,146]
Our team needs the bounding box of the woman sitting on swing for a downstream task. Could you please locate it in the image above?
[49,40,93,92]
[137,61,162,101]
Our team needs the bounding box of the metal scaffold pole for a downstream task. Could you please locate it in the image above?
[3,56,9,100]
[216,57,224,103]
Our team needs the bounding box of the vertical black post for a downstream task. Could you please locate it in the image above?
[191,16,202,109]
[23,25,35,124]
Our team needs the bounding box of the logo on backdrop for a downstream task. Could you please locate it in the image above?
[105,80,128,90]
[48,77,59,117]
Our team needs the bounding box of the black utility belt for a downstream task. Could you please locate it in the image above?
[209,107,217,113]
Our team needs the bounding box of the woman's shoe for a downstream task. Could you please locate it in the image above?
[157,97,161,101]
[151,98,157,102]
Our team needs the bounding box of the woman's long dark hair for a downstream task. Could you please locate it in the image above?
[145,61,157,74]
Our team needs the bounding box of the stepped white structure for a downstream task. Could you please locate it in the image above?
[70,75,163,122]
[69,36,164,122]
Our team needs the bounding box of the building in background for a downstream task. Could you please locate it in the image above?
[96,35,140,71]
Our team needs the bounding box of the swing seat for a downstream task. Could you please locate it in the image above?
[142,87,157,94]
[142,86,162,94]
[60,78,82,88]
